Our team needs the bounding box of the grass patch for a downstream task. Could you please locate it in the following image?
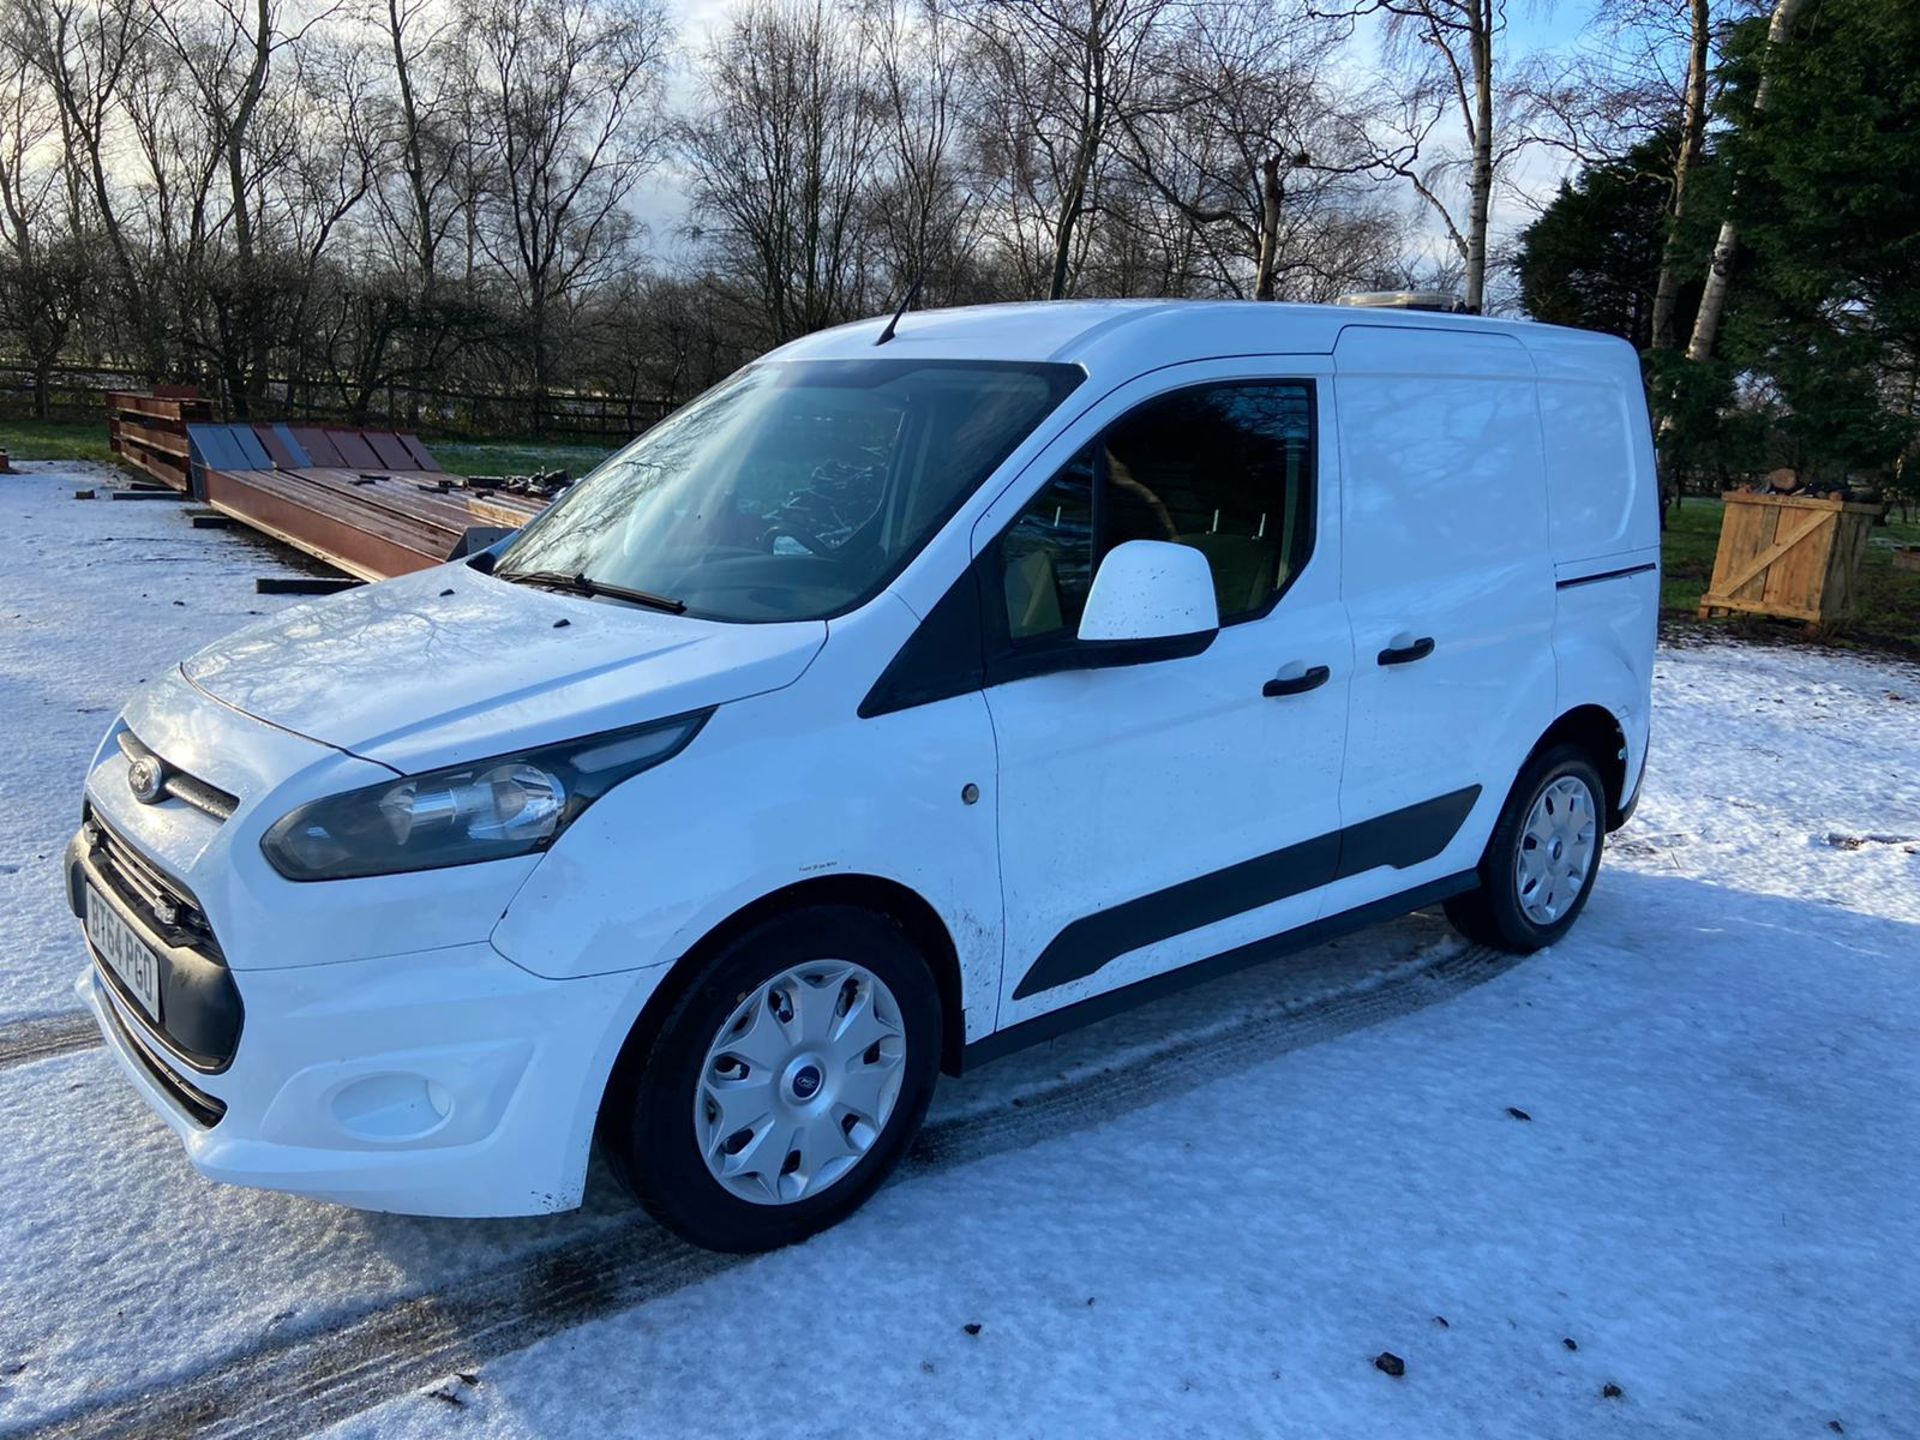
[0,418,122,468]
[1663,494,1920,659]
[0,417,616,481]
[427,439,616,480]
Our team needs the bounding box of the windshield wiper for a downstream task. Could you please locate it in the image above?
[495,568,687,614]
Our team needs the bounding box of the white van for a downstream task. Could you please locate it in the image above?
[69,300,1657,1252]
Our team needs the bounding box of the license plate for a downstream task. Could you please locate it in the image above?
[86,887,162,1022]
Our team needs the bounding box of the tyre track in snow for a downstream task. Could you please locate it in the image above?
[12,942,1517,1440]
[0,1013,98,1072]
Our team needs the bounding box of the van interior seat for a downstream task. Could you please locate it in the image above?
[1177,532,1281,618]
[1004,547,1064,639]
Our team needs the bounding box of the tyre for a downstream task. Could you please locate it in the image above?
[605,905,942,1253]
[1444,743,1606,954]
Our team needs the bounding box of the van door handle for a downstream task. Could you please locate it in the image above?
[1377,636,1436,666]
[1263,665,1331,698]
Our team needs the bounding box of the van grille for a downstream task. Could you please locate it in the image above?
[118,729,238,822]
[85,812,223,959]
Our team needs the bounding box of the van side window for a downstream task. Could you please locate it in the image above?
[1002,447,1096,640]
[994,380,1314,647]
[1105,382,1313,622]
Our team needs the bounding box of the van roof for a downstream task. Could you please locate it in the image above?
[768,299,1633,383]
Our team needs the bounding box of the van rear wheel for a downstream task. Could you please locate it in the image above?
[1445,743,1606,953]
[606,906,942,1253]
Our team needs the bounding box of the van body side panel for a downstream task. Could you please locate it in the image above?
[1530,327,1660,566]
[1551,563,1659,799]
[491,595,1006,1046]
[1535,330,1660,804]
[1319,325,1557,915]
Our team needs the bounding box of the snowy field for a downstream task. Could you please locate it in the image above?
[2,464,1918,1439]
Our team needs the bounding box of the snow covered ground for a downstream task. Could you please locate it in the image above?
[1,466,1918,1439]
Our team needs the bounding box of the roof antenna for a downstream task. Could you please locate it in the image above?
[874,271,924,346]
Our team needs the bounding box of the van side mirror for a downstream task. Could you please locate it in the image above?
[1075,540,1219,663]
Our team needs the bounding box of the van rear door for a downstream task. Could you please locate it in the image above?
[1319,325,1557,914]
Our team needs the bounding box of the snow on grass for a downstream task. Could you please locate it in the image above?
[1,465,1917,1438]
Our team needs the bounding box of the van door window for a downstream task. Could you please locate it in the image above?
[993,380,1314,649]
[1001,447,1096,640]
[1104,382,1313,622]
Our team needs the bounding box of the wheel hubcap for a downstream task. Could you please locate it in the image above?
[694,962,907,1206]
[1514,774,1598,926]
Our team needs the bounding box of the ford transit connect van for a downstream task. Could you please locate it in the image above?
[69,300,1657,1252]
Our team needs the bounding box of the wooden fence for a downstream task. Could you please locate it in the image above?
[0,360,673,445]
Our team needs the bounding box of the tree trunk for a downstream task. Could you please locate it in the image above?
[1050,134,1095,300]
[1050,17,1105,302]
[1650,0,1710,350]
[229,0,273,411]
[1684,0,1810,364]
[1253,154,1283,301]
[387,0,437,286]
[1463,0,1494,313]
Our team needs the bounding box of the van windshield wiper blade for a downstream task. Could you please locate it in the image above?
[495,568,687,614]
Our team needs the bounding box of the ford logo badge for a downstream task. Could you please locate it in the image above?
[127,755,167,805]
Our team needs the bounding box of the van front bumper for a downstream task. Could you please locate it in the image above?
[79,938,657,1218]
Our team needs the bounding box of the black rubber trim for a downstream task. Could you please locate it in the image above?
[1556,561,1657,590]
[118,729,239,822]
[966,871,1479,1071]
[986,626,1216,684]
[859,568,986,718]
[1337,786,1481,876]
[94,974,228,1127]
[1011,785,1481,1000]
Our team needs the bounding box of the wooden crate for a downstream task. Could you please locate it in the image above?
[1698,492,1881,629]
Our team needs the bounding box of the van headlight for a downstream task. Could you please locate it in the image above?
[260,711,711,881]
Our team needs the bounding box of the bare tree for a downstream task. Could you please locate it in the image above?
[1116,2,1392,299]
[1338,0,1516,312]
[683,0,879,342]
[461,0,671,417]
[863,0,981,304]
[16,0,169,371]
[371,0,453,284]
[0,14,88,413]
[954,0,1176,299]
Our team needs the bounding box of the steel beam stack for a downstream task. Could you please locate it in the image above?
[105,389,215,492]
[187,423,547,581]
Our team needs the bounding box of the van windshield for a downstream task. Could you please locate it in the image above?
[495,359,1084,622]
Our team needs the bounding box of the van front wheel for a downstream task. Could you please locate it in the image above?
[1445,744,1606,953]
[607,906,942,1253]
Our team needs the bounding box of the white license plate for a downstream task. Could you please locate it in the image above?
[86,887,162,1022]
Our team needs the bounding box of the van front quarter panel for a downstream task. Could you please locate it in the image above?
[489,592,1005,1044]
